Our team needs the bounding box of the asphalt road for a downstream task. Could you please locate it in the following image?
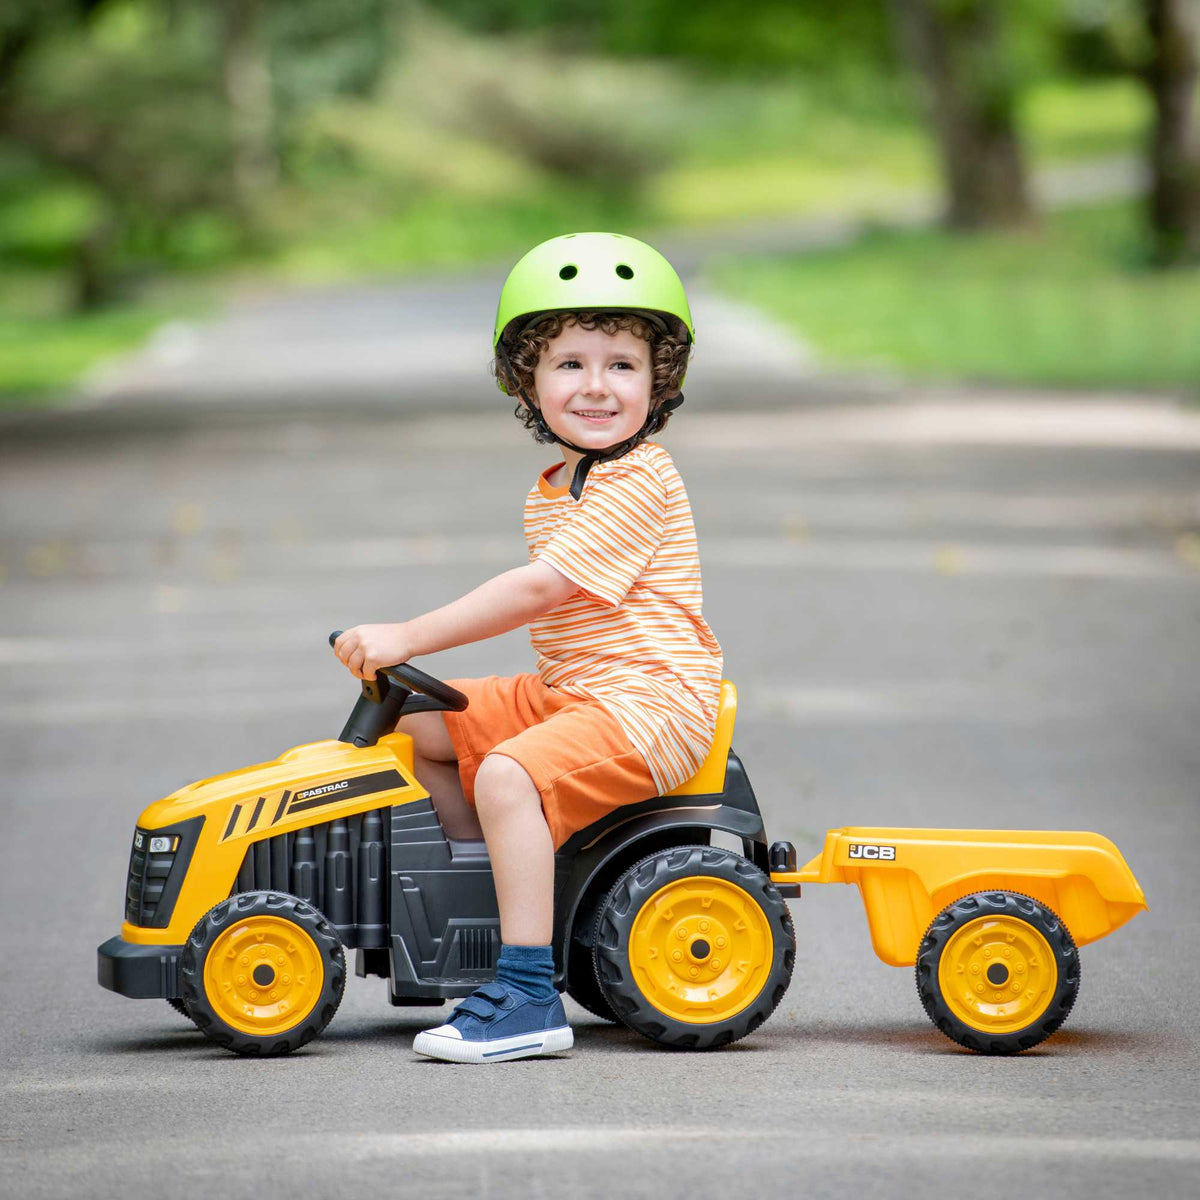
[1,289,1198,1198]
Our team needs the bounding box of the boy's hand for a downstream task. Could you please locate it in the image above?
[333,624,413,682]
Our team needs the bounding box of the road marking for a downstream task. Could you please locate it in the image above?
[0,678,1138,728]
[16,1126,1189,1163]
[1,533,1190,591]
[742,683,1076,724]
[667,400,1200,451]
[0,689,337,726]
[334,1129,1200,1161]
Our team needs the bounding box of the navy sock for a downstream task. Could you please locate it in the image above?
[495,943,556,1000]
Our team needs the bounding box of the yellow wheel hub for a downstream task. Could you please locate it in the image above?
[939,915,1057,1034]
[203,915,324,1037]
[628,876,772,1024]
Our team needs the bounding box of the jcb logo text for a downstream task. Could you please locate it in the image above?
[848,843,896,861]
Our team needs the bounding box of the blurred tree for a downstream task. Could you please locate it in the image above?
[0,0,397,308]
[1056,0,1151,74]
[1145,0,1200,261]
[890,0,1035,228]
[222,0,277,211]
[599,0,898,79]
[382,8,663,196]
[0,1,98,89]
[434,0,899,81]
[0,1,235,309]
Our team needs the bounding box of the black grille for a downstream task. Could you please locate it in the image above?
[232,808,389,949]
[125,836,175,925]
[124,818,203,928]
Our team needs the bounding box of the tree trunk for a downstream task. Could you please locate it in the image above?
[222,0,277,214]
[892,0,1034,229]
[73,216,118,312]
[1146,0,1200,262]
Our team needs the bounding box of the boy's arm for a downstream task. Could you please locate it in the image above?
[334,561,577,680]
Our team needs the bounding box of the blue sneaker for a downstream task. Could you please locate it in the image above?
[413,982,574,1063]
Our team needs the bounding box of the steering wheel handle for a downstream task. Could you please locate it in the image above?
[328,631,468,712]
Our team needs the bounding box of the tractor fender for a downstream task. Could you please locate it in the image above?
[552,801,767,979]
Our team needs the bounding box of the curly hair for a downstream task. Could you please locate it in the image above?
[493,310,691,444]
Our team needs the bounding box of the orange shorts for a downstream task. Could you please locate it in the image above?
[440,673,658,849]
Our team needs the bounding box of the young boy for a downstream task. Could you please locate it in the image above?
[333,232,722,1062]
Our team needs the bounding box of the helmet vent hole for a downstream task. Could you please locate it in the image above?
[615,264,634,280]
[558,264,578,280]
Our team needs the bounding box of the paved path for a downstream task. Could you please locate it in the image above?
[2,384,1198,1199]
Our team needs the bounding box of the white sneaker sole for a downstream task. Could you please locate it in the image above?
[413,1024,574,1064]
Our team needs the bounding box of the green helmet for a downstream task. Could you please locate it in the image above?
[493,232,694,393]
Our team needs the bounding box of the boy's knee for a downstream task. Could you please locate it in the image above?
[398,710,455,763]
[474,753,538,812]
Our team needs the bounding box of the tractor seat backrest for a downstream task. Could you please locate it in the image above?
[665,680,737,797]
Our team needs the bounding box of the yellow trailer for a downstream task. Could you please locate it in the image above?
[771,827,1147,1053]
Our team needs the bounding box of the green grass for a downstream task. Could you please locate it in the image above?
[0,309,161,405]
[268,188,641,283]
[0,269,211,406]
[709,202,1200,392]
[652,76,1148,226]
[1022,77,1150,162]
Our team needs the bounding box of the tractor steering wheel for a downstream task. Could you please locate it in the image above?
[328,631,468,712]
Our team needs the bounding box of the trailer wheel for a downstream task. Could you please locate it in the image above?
[916,891,1079,1055]
[181,891,345,1056]
[594,846,794,1050]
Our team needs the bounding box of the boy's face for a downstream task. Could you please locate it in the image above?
[531,322,653,450]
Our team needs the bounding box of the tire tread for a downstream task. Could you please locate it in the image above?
[915,889,1079,1055]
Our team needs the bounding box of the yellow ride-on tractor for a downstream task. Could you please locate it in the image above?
[97,636,1146,1057]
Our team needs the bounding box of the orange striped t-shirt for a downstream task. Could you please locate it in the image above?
[525,440,723,794]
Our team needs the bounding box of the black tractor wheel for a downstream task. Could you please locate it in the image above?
[166,997,193,1021]
[916,890,1080,1055]
[594,846,794,1050]
[181,891,345,1056]
[565,891,618,1023]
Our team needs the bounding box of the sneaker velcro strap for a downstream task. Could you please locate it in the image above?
[475,982,513,1005]
[454,994,499,1021]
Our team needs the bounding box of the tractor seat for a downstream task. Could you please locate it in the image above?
[665,680,737,797]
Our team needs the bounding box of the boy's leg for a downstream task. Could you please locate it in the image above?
[472,752,554,945]
[412,750,569,1063]
[396,710,483,840]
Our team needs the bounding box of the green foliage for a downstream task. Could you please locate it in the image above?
[12,8,232,210]
[710,201,1200,391]
[268,0,395,117]
[279,3,690,241]
[435,0,899,76]
[1056,0,1152,74]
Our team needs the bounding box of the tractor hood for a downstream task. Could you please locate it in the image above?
[122,732,425,946]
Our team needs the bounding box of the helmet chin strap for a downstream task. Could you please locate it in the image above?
[522,392,685,500]
[498,341,684,499]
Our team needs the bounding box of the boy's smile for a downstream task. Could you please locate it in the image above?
[531,323,653,475]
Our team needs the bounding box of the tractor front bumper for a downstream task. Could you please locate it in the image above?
[97,936,182,999]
